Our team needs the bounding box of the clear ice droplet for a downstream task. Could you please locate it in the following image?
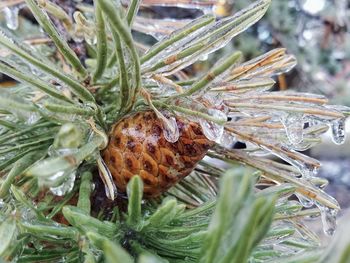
[199,54,209,61]
[219,131,236,148]
[295,193,314,208]
[199,109,226,143]
[26,112,40,125]
[298,161,320,179]
[330,118,346,145]
[163,117,180,143]
[49,170,76,196]
[29,64,41,76]
[281,113,304,145]
[84,33,97,46]
[4,7,20,30]
[316,202,338,236]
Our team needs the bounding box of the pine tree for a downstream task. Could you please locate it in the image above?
[0,0,349,262]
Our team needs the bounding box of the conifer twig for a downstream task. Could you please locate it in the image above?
[93,0,108,83]
[25,0,88,79]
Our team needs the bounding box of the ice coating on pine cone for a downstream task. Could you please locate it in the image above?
[162,116,180,143]
[170,96,228,143]
[102,111,214,197]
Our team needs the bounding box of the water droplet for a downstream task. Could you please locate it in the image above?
[84,33,97,46]
[299,161,320,178]
[25,112,40,125]
[30,237,44,251]
[330,118,346,145]
[163,117,180,143]
[219,131,236,148]
[49,170,76,196]
[199,54,208,61]
[200,109,227,142]
[295,193,314,208]
[3,7,20,30]
[20,207,36,222]
[316,202,337,236]
[29,64,41,76]
[281,113,304,145]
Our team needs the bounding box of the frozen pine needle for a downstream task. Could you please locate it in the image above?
[0,0,349,262]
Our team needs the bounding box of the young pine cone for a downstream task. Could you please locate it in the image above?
[102,111,214,197]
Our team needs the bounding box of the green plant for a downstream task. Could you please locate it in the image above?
[0,0,349,262]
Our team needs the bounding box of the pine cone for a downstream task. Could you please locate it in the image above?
[103,111,214,197]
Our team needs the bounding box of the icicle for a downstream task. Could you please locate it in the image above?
[49,170,76,196]
[281,113,304,146]
[330,118,346,145]
[97,155,117,200]
[293,157,320,178]
[42,148,79,196]
[219,130,236,148]
[163,116,180,143]
[3,6,20,31]
[295,193,314,208]
[316,202,338,236]
[152,107,180,143]
[260,144,320,179]
[200,109,226,143]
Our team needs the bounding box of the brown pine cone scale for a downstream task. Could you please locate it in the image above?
[102,111,214,197]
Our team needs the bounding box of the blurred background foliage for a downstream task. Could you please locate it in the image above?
[229,0,350,106]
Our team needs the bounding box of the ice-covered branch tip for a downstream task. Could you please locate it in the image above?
[141,0,271,75]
